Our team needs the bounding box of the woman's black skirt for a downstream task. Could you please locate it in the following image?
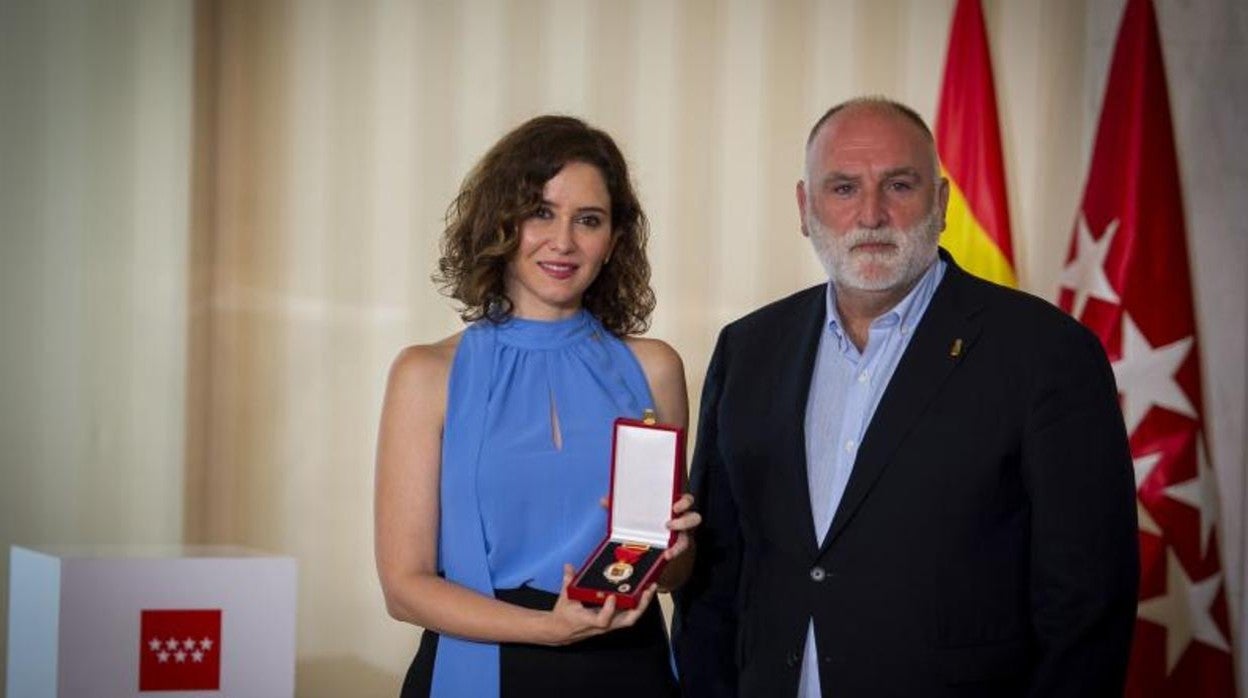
[400,586,678,697]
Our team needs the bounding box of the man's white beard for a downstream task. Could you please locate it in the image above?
[808,204,943,294]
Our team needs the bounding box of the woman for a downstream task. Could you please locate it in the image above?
[375,115,698,697]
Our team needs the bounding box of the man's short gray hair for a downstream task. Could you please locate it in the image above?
[803,95,941,184]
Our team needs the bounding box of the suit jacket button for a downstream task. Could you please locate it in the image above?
[786,651,800,667]
[809,566,826,582]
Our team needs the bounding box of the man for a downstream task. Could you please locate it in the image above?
[673,97,1138,697]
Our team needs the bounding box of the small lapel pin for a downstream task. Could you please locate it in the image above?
[949,338,964,358]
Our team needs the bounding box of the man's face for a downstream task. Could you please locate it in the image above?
[797,107,949,295]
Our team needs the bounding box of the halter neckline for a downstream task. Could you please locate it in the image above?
[494,309,598,350]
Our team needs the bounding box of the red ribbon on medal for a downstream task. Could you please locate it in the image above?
[615,543,648,564]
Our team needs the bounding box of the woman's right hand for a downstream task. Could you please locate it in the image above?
[541,563,657,646]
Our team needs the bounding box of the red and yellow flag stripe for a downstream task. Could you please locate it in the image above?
[935,0,1016,287]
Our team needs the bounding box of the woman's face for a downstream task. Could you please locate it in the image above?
[505,161,616,320]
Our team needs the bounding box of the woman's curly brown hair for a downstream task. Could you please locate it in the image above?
[434,115,654,336]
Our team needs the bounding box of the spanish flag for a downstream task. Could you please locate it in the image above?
[935,0,1016,287]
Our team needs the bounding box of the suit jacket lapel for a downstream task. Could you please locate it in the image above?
[818,260,984,555]
[771,286,827,559]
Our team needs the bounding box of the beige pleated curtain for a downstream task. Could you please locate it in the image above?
[2,0,1245,694]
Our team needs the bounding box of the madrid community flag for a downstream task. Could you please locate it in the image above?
[139,609,222,691]
[1057,0,1236,695]
[935,0,1016,287]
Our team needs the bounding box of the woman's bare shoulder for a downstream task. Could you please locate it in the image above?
[623,336,684,380]
[623,335,688,426]
[388,331,464,394]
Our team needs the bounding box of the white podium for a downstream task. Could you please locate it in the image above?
[6,545,296,697]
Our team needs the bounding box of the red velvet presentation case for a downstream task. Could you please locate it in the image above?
[567,413,685,609]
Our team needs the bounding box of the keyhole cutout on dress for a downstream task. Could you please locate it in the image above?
[549,389,563,451]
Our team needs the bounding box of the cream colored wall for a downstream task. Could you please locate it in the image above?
[1,1,1244,695]
[0,0,194,687]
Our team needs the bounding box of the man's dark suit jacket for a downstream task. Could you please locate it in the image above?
[674,252,1139,697]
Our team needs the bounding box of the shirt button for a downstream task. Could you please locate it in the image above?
[810,566,826,582]
[857,371,869,383]
[844,439,856,453]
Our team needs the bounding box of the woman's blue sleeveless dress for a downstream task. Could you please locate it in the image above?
[401,310,678,697]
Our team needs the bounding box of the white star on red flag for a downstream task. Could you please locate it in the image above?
[1111,312,1196,435]
[1136,548,1229,674]
[1163,438,1219,558]
[1133,450,1163,535]
[1059,215,1120,320]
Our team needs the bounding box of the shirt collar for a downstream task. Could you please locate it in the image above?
[824,256,947,347]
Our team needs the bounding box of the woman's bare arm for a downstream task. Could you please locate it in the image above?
[626,337,700,591]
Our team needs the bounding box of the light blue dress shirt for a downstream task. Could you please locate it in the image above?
[797,259,946,697]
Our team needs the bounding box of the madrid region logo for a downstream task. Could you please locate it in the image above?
[139,609,222,691]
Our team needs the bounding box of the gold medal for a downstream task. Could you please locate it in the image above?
[602,542,649,583]
[604,560,633,583]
